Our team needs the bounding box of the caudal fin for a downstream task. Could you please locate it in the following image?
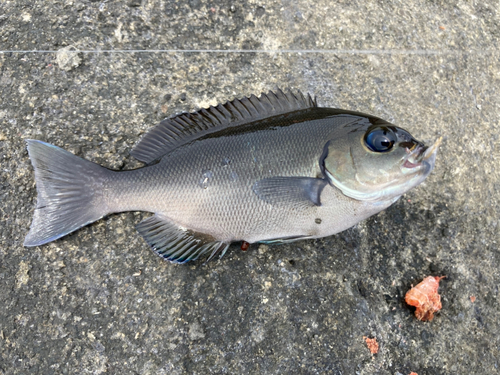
[24,140,110,247]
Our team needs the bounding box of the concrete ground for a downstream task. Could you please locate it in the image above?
[1,1,499,374]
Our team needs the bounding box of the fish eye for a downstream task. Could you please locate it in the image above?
[364,127,397,153]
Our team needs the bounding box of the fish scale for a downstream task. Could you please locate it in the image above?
[24,90,439,263]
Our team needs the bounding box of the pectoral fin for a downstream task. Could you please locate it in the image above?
[252,177,328,207]
[136,214,229,264]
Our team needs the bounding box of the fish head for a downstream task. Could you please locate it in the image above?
[322,122,441,202]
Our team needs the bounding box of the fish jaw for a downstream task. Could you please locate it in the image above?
[401,137,442,176]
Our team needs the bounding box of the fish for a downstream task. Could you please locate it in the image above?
[24,89,441,263]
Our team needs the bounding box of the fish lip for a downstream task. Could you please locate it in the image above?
[422,136,443,161]
[402,137,442,172]
[402,145,425,171]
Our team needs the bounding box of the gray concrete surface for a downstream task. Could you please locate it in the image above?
[1,1,499,374]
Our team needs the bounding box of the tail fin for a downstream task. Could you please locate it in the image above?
[24,140,110,247]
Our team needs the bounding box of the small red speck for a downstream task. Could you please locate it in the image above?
[363,336,379,354]
[470,295,476,303]
[241,241,249,251]
[210,7,216,12]
[410,372,419,375]
[439,26,446,30]
[407,199,411,203]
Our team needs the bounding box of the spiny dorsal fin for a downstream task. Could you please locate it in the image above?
[131,89,317,164]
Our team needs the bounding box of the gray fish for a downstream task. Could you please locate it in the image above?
[24,90,441,263]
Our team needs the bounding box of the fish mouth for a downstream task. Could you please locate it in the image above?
[402,137,442,172]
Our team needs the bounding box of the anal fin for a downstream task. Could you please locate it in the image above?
[136,215,229,264]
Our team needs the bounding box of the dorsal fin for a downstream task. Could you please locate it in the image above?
[131,89,317,164]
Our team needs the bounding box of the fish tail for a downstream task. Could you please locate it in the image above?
[24,140,111,247]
